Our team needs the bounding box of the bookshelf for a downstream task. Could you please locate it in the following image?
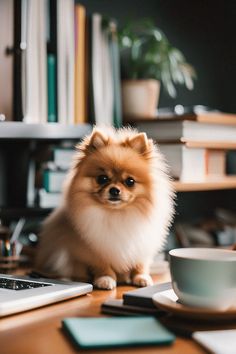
[1,121,236,210]
[174,177,236,192]
[0,121,91,139]
[1,1,236,232]
[0,122,91,222]
[184,141,236,150]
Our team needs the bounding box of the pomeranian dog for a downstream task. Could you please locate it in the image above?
[35,127,174,289]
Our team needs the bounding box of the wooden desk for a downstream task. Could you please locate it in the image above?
[0,274,205,354]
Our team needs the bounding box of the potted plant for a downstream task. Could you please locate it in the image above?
[118,19,196,119]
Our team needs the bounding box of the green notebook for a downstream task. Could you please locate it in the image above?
[62,316,175,349]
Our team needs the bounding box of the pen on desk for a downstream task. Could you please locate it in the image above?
[0,219,25,258]
[10,218,26,244]
[10,218,26,255]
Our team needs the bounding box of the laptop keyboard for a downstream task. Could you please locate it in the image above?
[0,277,51,291]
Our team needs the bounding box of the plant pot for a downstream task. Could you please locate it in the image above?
[122,79,160,119]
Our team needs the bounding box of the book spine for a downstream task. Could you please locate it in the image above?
[205,149,226,177]
[23,0,48,123]
[39,189,62,208]
[91,14,114,126]
[87,15,95,125]
[123,282,171,309]
[0,0,13,121]
[47,54,57,122]
[13,0,23,121]
[43,169,67,193]
[109,20,122,128]
[57,0,74,124]
[47,0,58,122]
[74,4,86,124]
[53,147,75,170]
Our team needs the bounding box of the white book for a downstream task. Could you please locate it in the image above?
[134,120,236,142]
[53,148,75,170]
[92,14,104,126]
[57,0,75,124]
[39,189,62,208]
[92,14,113,126]
[23,0,47,123]
[101,21,113,126]
[160,144,226,181]
[159,144,206,181]
[43,170,68,193]
[27,159,36,206]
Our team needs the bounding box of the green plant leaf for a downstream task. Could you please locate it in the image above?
[118,18,196,98]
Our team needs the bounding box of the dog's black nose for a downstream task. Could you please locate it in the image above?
[109,187,120,197]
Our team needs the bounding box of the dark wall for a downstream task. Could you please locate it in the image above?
[79,0,236,112]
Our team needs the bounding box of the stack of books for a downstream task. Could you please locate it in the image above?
[101,282,171,316]
[12,1,122,127]
[128,112,236,182]
[39,147,75,208]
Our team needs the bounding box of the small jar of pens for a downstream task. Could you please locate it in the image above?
[0,219,24,273]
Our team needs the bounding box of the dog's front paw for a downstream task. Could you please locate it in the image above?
[133,274,153,287]
[94,276,117,290]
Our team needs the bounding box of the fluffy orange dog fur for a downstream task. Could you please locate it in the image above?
[35,127,174,289]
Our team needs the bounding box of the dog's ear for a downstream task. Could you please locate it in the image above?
[76,129,109,157]
[87,130,108,150]
[128,132,149,154]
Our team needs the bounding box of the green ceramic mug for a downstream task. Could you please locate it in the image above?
[169,248,236,309]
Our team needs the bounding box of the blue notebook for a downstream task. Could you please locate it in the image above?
[62,316,175,349]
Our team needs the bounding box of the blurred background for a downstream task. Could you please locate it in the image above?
[79,0,236,112]
[1,0,236,272]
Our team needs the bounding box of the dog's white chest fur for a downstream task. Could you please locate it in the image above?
[76,206,165,272]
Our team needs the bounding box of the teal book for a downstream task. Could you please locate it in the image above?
[62,316,175,349]
[47,54,57,122]
[43,169,67,193]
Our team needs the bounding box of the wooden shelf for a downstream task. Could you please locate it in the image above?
[173,176,236,192]
[0,122,91,140]
[184,140,236,149]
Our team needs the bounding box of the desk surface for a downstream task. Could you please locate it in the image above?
[0,274,205,354]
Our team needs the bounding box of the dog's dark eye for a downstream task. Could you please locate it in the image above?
[124,177,135,187]
[96,175,109,185]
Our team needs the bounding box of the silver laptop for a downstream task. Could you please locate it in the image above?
[0,274,93,317]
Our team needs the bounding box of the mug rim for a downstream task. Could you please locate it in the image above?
[169,247,236,261]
